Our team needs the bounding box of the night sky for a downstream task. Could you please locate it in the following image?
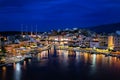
[0,0,120,31]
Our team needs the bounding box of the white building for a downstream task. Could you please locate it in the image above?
[90,37,99,48]
[90,41,99,48]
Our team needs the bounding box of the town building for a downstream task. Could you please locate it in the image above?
[90,37,99,48]
[98,35,108,49]
[113,35,120,51]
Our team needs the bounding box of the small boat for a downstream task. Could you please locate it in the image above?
[24,55,32,59]
[105,53,110,57]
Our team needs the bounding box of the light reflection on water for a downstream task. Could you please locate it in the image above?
[90,54,96,75]
[38,51,49,66]
[76,51,80,63]
[28,59,31,64]
[14,63,21,80]
[59,50,69,67]
[37,50,120,73]
[2,66,6,80]
[1,49,120,80]
[23,61,26,70]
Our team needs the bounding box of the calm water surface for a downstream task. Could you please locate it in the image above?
[1,49,120,80]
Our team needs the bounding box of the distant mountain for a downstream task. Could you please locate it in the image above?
[0,31,43,36]
[0,31,21,36]
[87,23,120,33]
[0,23,120,36]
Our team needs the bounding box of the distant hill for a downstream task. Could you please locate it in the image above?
[0,31,43,36]
[87,23,120,33]
[0,23,120,36]
[0,31,21,36]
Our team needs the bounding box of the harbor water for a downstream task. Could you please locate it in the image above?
[0,48,120,80]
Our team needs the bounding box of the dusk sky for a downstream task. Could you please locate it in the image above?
[0,0,120,31]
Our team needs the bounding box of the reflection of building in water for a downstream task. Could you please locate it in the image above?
[14,63,21,80]
[2,66,6,80]
[49,46,54,55]
[75,51,81,63]
[68,50,76,57]
[39,51,48,59]
[56,50,69,67]
[53,45,57,57]
[84,53,89,63]
[23,61,26,70]
[92,54,96,65]
[89,54,97,75]
[37,51,49,66]
[62,50,68,67]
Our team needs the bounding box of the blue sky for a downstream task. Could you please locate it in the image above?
[0,0,120,31]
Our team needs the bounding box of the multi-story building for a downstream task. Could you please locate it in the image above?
[113,35,120,51]
[98,35,108,49]
[78,35,91,48]
[90,37,99,48]
[108,35,120,51]
[108,35,114,50]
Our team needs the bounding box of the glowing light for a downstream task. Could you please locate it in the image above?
[16,56,22,58]
[2,66,6,71]
[61,38,64,41]
[64,38,68,41]
[93,47,96,49]
[2,66,6,80]
[28,59,31,63]
[93,54,96,65]
[108,36,114,50]
[23,61,26,70]
[55,38,58,41]
[14,63,21,80]
[16,63,20,71]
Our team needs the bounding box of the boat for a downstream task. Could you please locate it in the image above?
[105,53,110,57]
[0,56,25,67]
[105,54,108,57]
[24,54,32,59]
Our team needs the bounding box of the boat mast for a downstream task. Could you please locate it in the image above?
[26,25,28,35]
[31,25,33,36]
[21,24,23,35]
[36,24,37,36]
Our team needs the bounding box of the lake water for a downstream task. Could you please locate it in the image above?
[1,48,120,80]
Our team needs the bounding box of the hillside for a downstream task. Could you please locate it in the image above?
[88,23,120,33]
